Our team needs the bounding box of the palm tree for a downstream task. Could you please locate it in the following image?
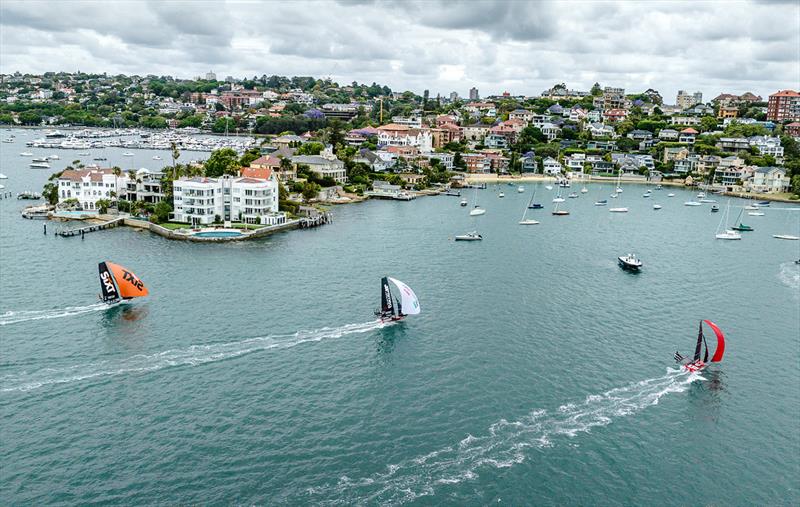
[112,166,122,208]
[171,142,180,179]
[279,156,293,178]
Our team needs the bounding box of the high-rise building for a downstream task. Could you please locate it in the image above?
[469,87,479,100]
[767,90,800,121]
[676,90,703,110]
[449,91,458,101]
[205,70,217,81]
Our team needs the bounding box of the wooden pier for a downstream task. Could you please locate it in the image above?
[56,217,125,237]
[299,212,332,229]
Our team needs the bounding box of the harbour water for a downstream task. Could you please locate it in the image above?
[1,129,800,505]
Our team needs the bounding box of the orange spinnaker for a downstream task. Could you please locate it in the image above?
[107,262,149,299]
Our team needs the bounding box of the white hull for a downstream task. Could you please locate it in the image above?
[609,207,628,213]
[667,193,675,197]
[684,202,702,206]
[518,219,540,225]
[748,212,765,216]
[653,204,662,209]
[716,231,742,240]
[552,198,565,203]
[773,235,800,240]
[469,208,486,216]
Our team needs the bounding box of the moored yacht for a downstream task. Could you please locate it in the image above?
[618,253,642,271]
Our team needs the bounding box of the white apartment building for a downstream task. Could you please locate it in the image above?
[747,167,788,193]
[57,168,128,211]
[172,175,283,226]
[749,136,785,163]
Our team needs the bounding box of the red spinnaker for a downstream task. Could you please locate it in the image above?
[703,319,726,363]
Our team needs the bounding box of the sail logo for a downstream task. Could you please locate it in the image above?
[122,270,144,291]
[383,284,393,309]
[100,271,117,295]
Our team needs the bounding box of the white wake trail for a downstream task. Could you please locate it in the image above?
[0,302,119,326]
[308,369,703,505]
[0,320,387,393]
[778,261,800,296]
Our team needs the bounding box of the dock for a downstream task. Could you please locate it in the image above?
[56,217,125,237]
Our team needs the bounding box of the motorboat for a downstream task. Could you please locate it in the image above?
[79,152,91,156]
[29,162,50,169]
[609,207,629,213]
[48,154,60,160]
[460,199,468,207]
[21,204,50,219]
[17,191,42,200]
[122,152,134,157]
[744,205,759,210]
[444,190,461,196]
[684,201,702,206]
[580,186,589,194]
[518,219,540,225]
[667,193,676,197]
[19,152,33,156]
[455,231,483,241]
[747,212,765,216]
[94,157,107,161]
[568,192,578,198]
[553,197,565,203]
[711,205,719,212]
[618,253,642,271]
[773,234,800,240]
[153,155,162,160]
[498,192,505,198]
[552,210,570,216]
[517,186,525,193]
[528,203,544,209]
[545,185,553,190]
[610,192,618,198]
[697,192,706,199]
[0,173,7,179]
[594,200,608,206]
[642,192,651,198]
[655,184,663,190]
[31,157,49,162]
[653,204,662,210]
[469,207,486,216]
[757,201,771,207]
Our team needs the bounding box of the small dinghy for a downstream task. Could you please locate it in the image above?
[375,276,420,322]
[618,253,642,271]
[594,200,608,206]
[455,231,483,241]
[498,192,505,198]
[98,261,149,304]
[460,198,468,207]
[517,186,525,193]
[568,192,579,198]
[711,205,719,212]
[674,320,725,373]
[667,193,676,197]
[653,204,662,210]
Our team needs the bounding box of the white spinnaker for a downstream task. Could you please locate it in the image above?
[388,277,421,315]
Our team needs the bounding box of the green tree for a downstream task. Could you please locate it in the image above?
[296,142,324,155]
[153,201,173,222]
[204,148,241,177]
[239,147,261,167]
[700,116,719,132]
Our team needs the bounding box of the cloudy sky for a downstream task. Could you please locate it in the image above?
[1,0,798,102]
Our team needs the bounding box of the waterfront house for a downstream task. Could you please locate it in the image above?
[484,133,509,149]
[377,124,433,153]
[542,156,562,175]
[57,168,128,211]
[564,153,586,173]
[663,146,690,163]
[427,152,454,170]
[399,173,425,186]
[173,174,283,226]
[521,152,537,173]
[673,155,699,174]
[291,146,347,183]
[462,153,491,173]
[591,161,615,174]
[353,149,390,172]
[124,169,164,204]
[747,167,788,193]
[716,157,748,187]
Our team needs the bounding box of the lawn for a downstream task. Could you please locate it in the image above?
[160,222,191,230]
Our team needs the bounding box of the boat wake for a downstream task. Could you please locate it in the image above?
[307,369,702,505]
[778,262,800,297]
[0,320,387,393]
[0,302,119,326]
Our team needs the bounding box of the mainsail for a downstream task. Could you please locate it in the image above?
[98,261,149,302]
[380,276,395,316]
[693,319,726,363]
[388,277,421,315]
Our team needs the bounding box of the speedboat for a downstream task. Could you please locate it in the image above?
[460,199,468,207]
[609,207,629,213]
[469,207,486,216]
[528,203,543,209]
[568,192,578,198]
[684,201,702,206]
[31,157,48,162]
[642,193,651,198]
[715,229,742,240]
[618,253,642,271]
[594,200,608,206]
[711,205,720,212]
[455,231,483,241]
[498,192,505,198]
[653,204,662,210]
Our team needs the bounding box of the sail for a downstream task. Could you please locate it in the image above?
[106,262,149,299]
[693,320,704,361]
[380,276,395,315]
[388,277,420,315]
[98,262,120,302]
[703,319,726,362]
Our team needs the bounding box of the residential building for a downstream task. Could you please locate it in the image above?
[427,152,454,170]
[484,133,508,149]
[784,122,800,138]
[376,124,433,153]
[172,177,223,225]
[391,115,423,128]
[292,146,347,183]
[564,153,586,172]
[767,90,800,121]
[716,156,747,187]
[586,140,617,150]
[676,90,703,110]
[673,156,698,174]
[461,123,491,141]
[670,116,701,126]
[587,122,615,138]
[716,137,751,151]
[749,136,784,163]
[57,168,127,210]
[509,108,534,124]
[540,123,561,141]
[430,123,461,148]
[354,149,390,172]
[173,174,283,226]
[627,129,653,141]
[658,128,679,141]
[718,106,739,119]
[521,152,537,172]
[462,153,491,173]
[678,128,698,144]
[663,146,690,163]
[251,154,294,180]
[603,108,628,123]
[603,87,626,110]
[542,156,562,175]
[696,155,720,175]
[747,167,788,193]
[124,169,164,204]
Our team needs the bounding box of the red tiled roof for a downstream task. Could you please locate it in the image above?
[241,167,273,179]
[680,128,698,134]
[770,90,800,97]
[250,155,281,167]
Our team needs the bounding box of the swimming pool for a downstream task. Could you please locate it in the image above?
[192,230,244,238]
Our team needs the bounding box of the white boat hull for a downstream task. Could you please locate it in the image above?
[518,220,540,225]
[609,207,628,213]
[773,235,800,240]
[469,208,486,216]
[716,231,742,240]
[748,212,765,216]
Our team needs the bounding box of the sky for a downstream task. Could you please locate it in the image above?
[1,0,798,103]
